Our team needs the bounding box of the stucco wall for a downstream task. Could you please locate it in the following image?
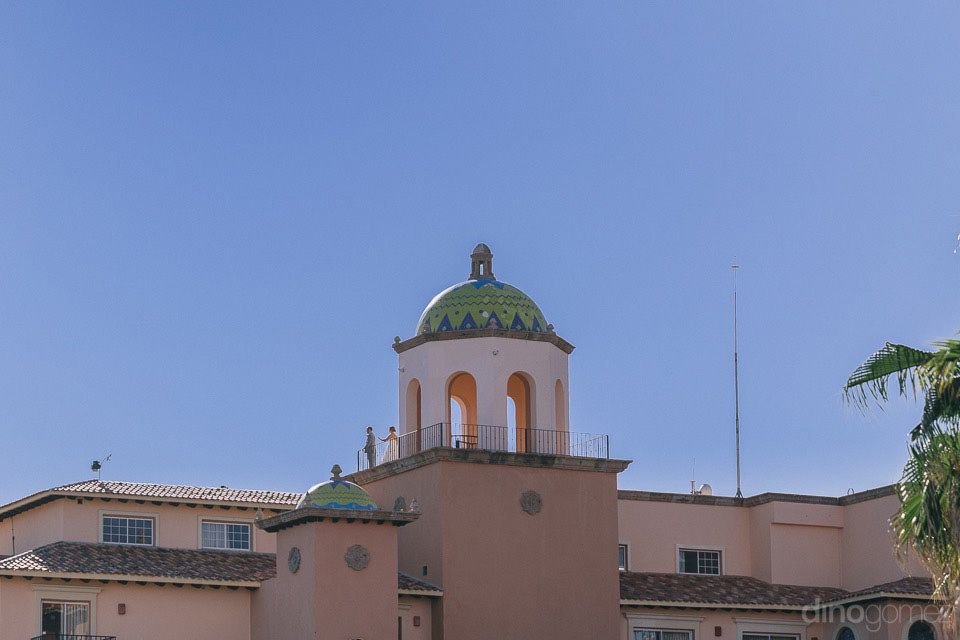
[3,497,275,554]
[0,501,65,556]
[769,523,841,587]
[0,578,251,640]
[617,500,752,574]
[251,523,316,639]
[841,494,924,591]
[363,462,445,586]
[370,458,621,640]
[253,519,399,640]
[399,596,434,640]
[620,608,822,640]
[398,336,570,432]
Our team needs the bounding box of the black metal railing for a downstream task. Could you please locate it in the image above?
[31,635,116,640]
[357,423,609,471]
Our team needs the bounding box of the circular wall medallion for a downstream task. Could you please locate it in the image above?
[520,490,542,515]
[287,547,301,574]
[344,544,370,571]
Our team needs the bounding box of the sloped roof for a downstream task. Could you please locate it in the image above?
[53,480,302,505]
[841,577,934,600]
[398,572,442,595]
[0,480,302,521]
[620,572,846,608]
[0,542,443,596]
[0,541,276,586]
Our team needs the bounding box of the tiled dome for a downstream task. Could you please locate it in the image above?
[416,245,548,336]
[297,465,378,511]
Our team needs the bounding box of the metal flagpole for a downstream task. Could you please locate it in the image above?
[732,263,742,499]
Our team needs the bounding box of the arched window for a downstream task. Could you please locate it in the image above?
[508,372,536,452]
[554,379,566,431]
[447,372,478,448]
[908,621,935,640]
[836,627,855,640]
[406,379,422,453]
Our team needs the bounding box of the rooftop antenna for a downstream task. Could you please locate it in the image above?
[690,458,696,495]
[91,453,112,481]
[732,263,743,499]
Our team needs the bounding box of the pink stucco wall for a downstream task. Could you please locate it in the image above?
[252,518,399,640]
[617,500,752,574]
[619,492,920,591]
[363,461,445,585]
[0,501,65,556]
[366,458,622,640]
[620,608,824,640]
[841,494,924,591]
[399,596,434,640]
[1,497,276,555]
[0,578,252,640]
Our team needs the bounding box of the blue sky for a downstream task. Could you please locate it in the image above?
[2,3,959,504]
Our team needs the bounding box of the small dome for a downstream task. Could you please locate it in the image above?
[472,243,492,255]
[298,465,379,511]
[417,279,548,335]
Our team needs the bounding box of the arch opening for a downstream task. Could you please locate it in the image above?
[448,372,478,448]
[554,379,566,431]
[507,372,535,453]
[406,379,422,454]
[908,621,935,640]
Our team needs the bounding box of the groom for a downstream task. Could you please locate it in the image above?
[363,426,377,469]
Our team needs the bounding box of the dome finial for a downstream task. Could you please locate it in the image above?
[470,243,495,280]
[330,464,342,479]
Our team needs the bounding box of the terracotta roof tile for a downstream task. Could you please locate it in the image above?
[843,577,933,599]
[52,480,302,506]
[0,542,276,584]
[620,572,846,607]
[0,542,444,596]
[398,572,442,593]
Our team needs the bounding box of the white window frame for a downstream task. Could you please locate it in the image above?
[635,629,694,640]
[198,517,255,551]
[734,617,807,640]
[619,544,629,571]
[99,510,157,546]
[33,585,100,637]
[626,613,704,640]
[676,545,724,575]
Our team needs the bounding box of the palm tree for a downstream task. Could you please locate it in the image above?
[845,339,960,618]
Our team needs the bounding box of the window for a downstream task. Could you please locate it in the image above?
[102,515,154,545]
[837,627,856,640]
[743,635,798,640]
[42,601,90,636]
[634,629,693,640]
[908,621,935,640]
[678,548,721,575]
[201,521,252,550]
[618,544,629,571]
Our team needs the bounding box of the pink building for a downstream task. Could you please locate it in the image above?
[0,245,942,640]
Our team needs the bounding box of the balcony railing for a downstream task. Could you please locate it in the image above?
[31,636,117,640]
[357,423,609,471]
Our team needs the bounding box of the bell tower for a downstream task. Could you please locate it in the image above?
[394,244,575,452]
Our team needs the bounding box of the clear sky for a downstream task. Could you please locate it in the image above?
[2,2,959,504]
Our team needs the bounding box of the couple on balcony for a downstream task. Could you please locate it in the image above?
[363,425,400,468]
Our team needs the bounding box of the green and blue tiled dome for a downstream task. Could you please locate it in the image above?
[416,244,549,336]
[298,465,379,511]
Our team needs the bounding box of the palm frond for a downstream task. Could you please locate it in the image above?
[844,342,934,409]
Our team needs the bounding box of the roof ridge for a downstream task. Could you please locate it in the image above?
[54,479,301,496]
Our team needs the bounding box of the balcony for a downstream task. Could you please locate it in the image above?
[357,423,609,471]
[31,636,117,640]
